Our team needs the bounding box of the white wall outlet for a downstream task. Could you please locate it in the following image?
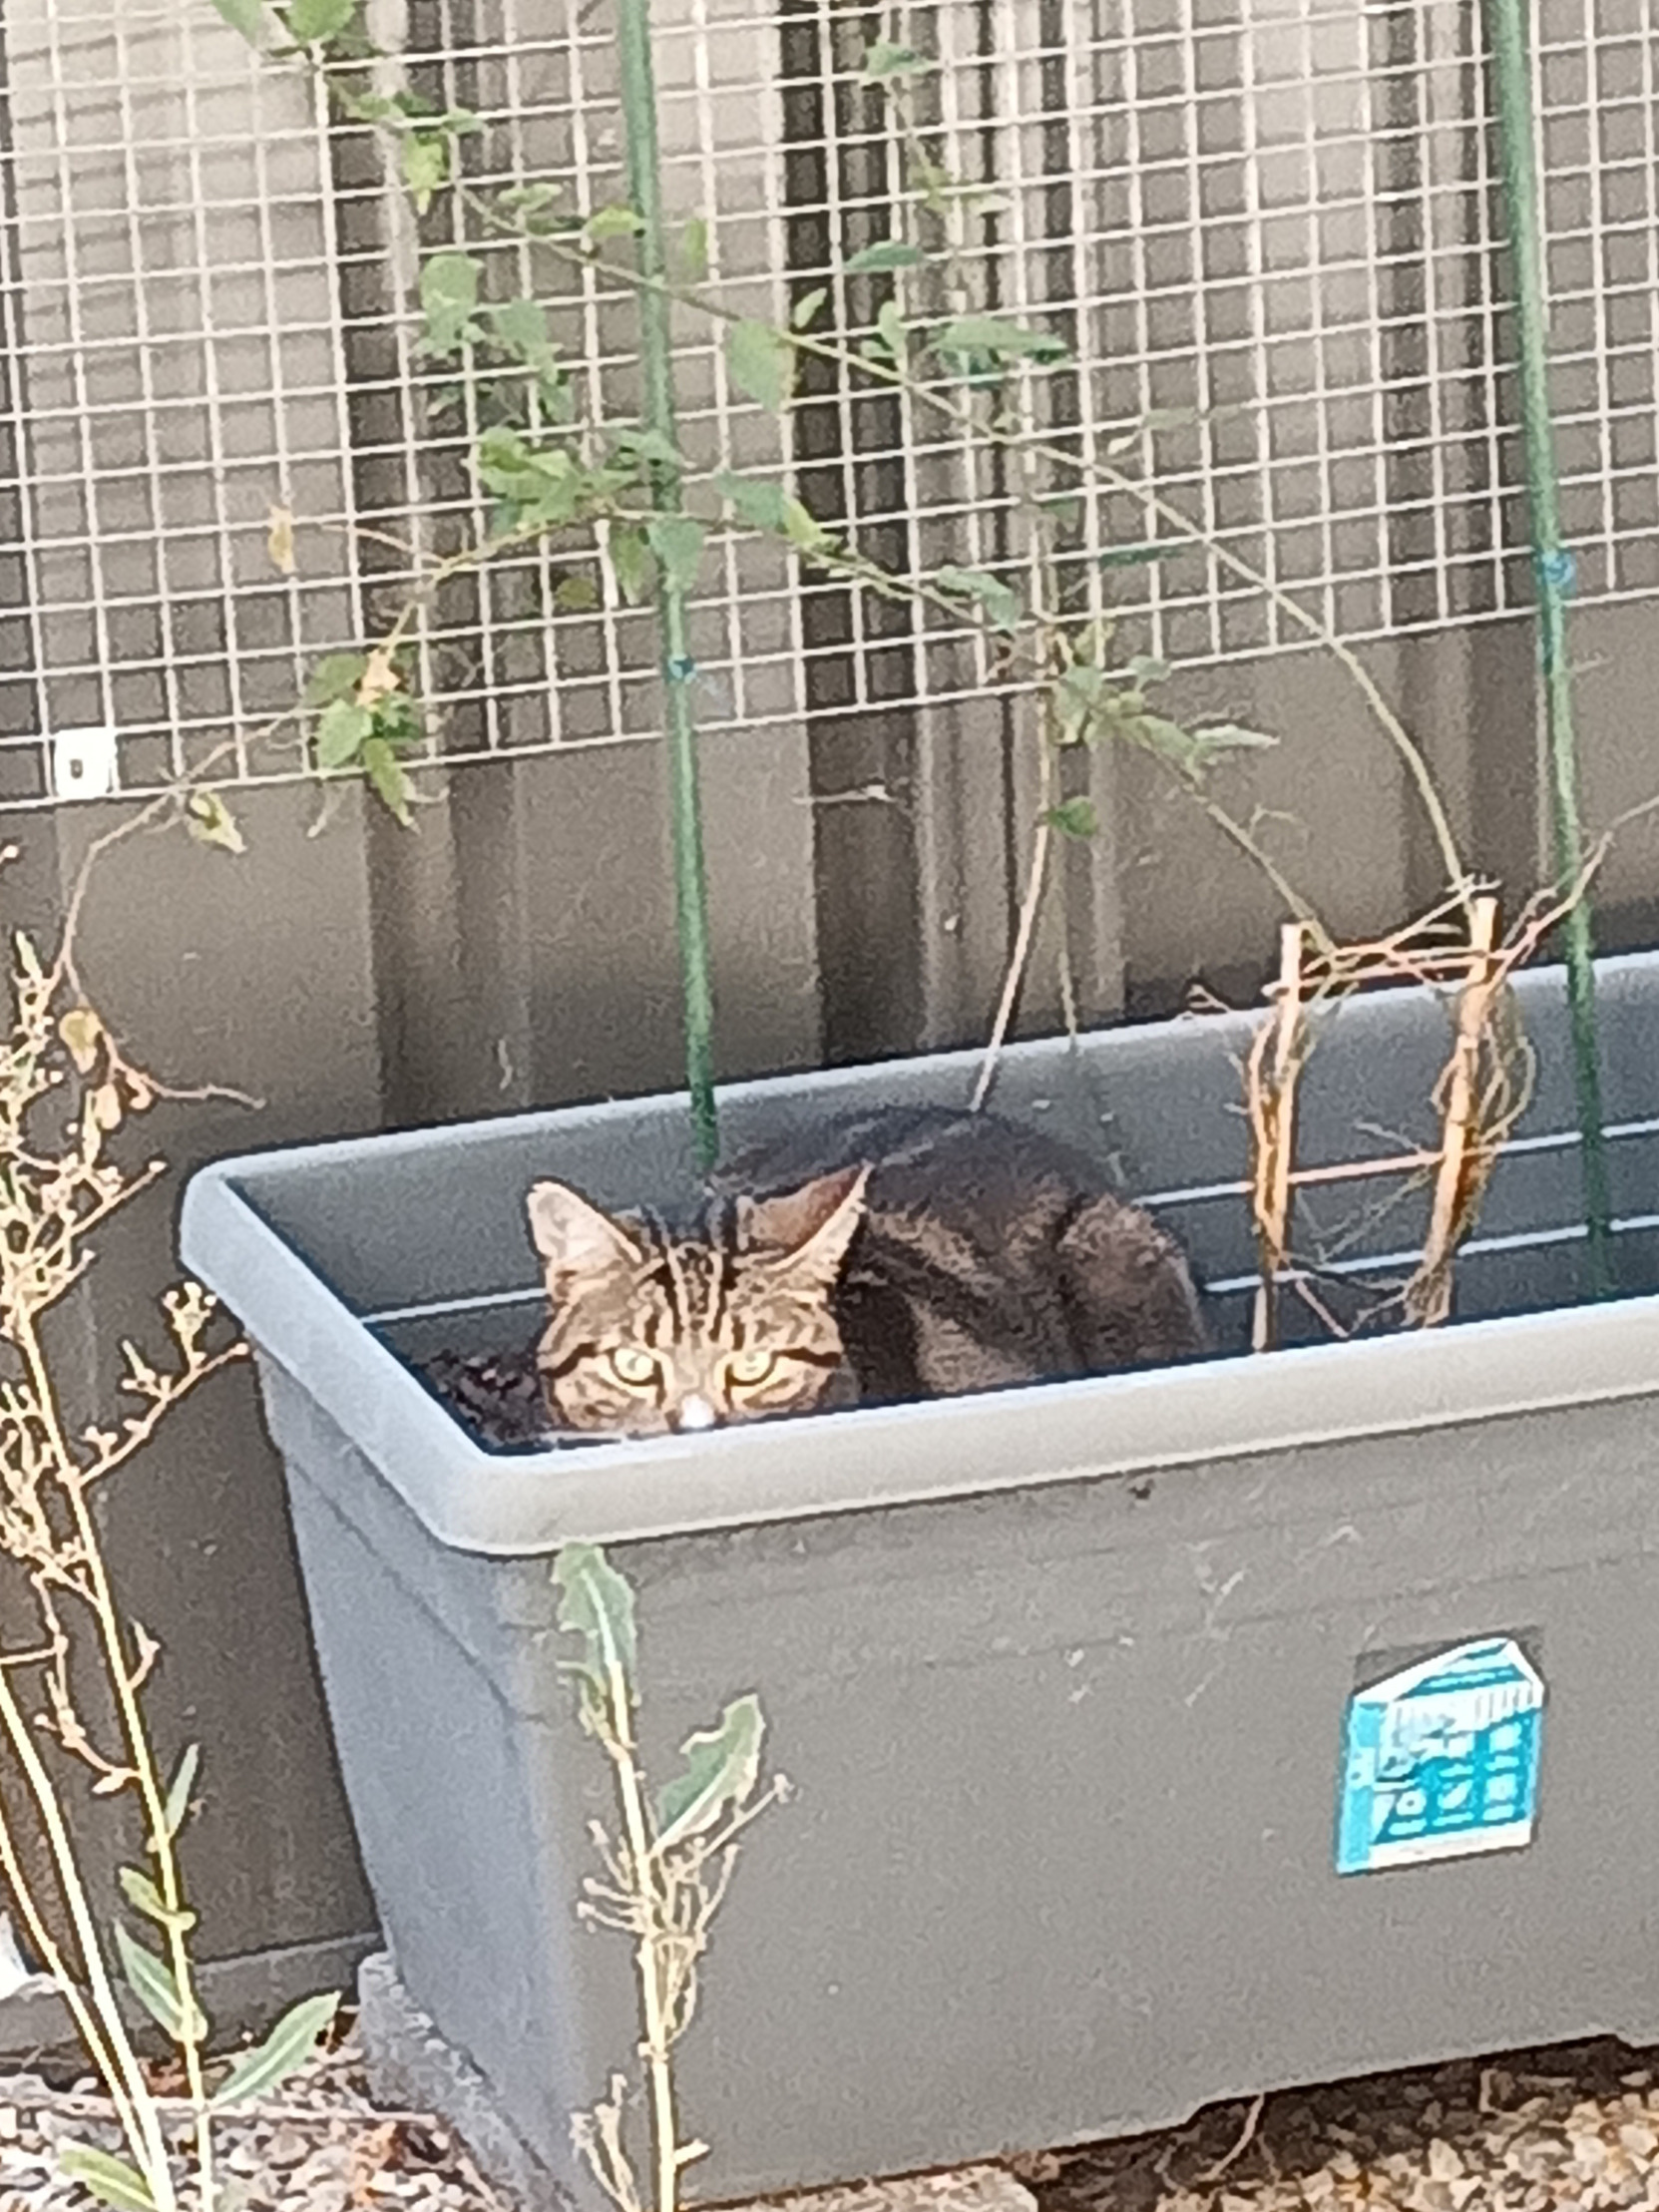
[50,726,120,801]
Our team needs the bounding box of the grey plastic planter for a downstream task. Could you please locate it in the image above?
[182,953,1659,2207]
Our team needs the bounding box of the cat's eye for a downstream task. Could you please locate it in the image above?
[607,1346,660,1388]
[726,1350,778,1387]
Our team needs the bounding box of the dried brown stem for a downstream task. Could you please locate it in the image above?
[1247,923,1308,1353]
[1406,896,1501,1328]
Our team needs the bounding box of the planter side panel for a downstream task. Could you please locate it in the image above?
[257,1351,1659,2202]
[265,1369,629,2191]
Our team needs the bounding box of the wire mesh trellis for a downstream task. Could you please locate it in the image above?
[0,0,1655,807]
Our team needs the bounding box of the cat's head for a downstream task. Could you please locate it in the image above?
[525,1165,870,1436]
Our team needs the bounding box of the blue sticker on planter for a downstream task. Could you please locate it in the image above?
[1335,1636,1543,1876]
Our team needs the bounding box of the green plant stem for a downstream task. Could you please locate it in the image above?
[1484,0,1613,1292]
[614,0,718,1171]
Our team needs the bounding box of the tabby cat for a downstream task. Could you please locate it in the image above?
[525,1105,1204,1437]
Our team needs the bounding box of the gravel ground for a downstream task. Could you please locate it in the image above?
[0,2030,513,2212]
[7,2032,1659,2210]
[1019,2038,1659,2212]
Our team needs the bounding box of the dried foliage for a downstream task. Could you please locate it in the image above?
[1243,869,1604,1346]
[0,850,337,2212]
[557,1546,788,2212]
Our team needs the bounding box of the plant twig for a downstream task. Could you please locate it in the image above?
[971,743,1054,1112]
[1247,923,1307,1353]
[1196,2090,1267,2184]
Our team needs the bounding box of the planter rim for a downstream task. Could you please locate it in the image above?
[181,953,1659,1555]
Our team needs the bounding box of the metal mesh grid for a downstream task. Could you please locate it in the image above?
[0,0,1653,804]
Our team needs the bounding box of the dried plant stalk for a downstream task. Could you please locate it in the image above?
[1247,922,1308,1353]
[0,839,338,2212]
[1405,895,1501,1327]
[1240,869,1603,1346]
[557,1547,786,2212]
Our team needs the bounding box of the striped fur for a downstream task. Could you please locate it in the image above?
[527,1106,1205,1437]
[527,1168,865,1435]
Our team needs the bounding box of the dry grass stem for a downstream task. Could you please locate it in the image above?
[1244,869,1597,1345]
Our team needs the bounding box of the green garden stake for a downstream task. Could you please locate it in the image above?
[1484,0,1613,1293]
[617,0,719,1170]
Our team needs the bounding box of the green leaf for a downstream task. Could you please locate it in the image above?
[211,1991,340,2110]
[715,471,789,535]
[1098,539,1188,570]
[186,790,245,856]
[283,0,354,41]
[610,425,684,473]
[1043,796,1099,839]
[935,313,1068,366]
[860,38,935,80]
[402,133,449,217]
[654,1695,766,1853]
[553,1545,637,1711]
[791,286,828,331]
[57,2144,157,2212]
[935,564,1021,635]
[333,86,399,125]
[487,298,558,374]
[1053,661,1107,743]
[119,1866,197,1936]
[910,153,960,212]
[725,320,793,414]
[369,690,422,749]
[1037,493,1084,533]
[876,299,907,361]
[646,516,706,595]
[207,0,264,41]
[303,653,367,708]
[1112,710,1275,781]
[843,238,927,275]
[553,574,601,614]
[315,699,371,771]
[114,1924,206,2046]
[162,1742,200,1843]
[715,473,834,557]
[607,524,652,605]
[361,736,414,825]
[1192,720,1279,757]
[475,423,539,490]
[474,428,615,529]
[499,181,568,231]
[780,496,837,558]
[418,250,482,356]
[583,204,644,243]
[1125,654,1171,687]
[676,216,709,284]
[1116,711,1203,774]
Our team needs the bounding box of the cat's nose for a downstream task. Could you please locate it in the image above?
[675,1394,718,1432]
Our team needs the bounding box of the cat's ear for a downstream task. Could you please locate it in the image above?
[743,1164,870,1285]
[526,1181,642,1288]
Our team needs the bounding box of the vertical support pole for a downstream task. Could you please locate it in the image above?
[616,0,719,1168]
[1484,0,1612,1291]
